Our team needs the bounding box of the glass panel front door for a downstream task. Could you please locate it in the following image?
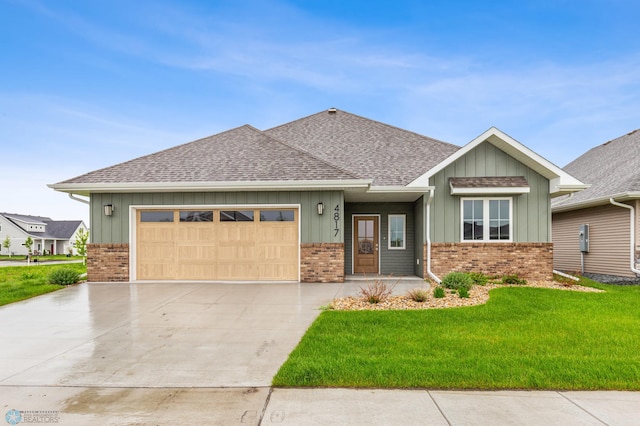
[354,216,379,274]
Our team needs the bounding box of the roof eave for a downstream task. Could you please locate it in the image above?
[552,191,640,212]
[48,180,374,196]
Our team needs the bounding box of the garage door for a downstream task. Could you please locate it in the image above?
[136,208,299,281]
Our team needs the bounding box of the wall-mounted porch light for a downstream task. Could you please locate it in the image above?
[317,202,325,215]
[104,204,114,216]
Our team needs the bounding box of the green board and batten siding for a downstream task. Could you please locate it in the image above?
[90,191,344,244]
[429,142,551,243]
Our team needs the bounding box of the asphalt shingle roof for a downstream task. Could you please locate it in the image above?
[449,176,529,188]
[58,125,359,184]
[265,109,460,186]
[552,129,640,208]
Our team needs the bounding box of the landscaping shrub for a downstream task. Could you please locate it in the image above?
[501,274,527,285]
[458,286,470,298]
[468,272,489,286]
[359,278,397,304]
[441,272,473,290]
[433,286,446,298]
[48,268,80,285]
[407,288,429,302]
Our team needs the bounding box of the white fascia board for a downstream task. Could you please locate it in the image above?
[367,185,433,194]
[408,127,586,191]
[48,179,373,195]
[552,192,640,213]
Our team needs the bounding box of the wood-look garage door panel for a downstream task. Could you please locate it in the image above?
[136,208,298,281]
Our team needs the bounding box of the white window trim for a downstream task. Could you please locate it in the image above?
[388,214,406,250]
[460,197,513,242]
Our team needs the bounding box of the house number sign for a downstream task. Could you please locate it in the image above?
[333,204,340,237]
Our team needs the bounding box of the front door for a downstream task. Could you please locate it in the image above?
[353,216,379,274]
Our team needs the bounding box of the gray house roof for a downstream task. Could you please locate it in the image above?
[57,125,359,186]
[0,213,84,239]
[552,129,640,210]
[265,109,459,186]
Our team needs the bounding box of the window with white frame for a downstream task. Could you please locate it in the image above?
[388,214,406,249]
[462,198,512,241]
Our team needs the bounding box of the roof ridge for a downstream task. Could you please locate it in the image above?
[249,125,362,180]
[265,108,460,149]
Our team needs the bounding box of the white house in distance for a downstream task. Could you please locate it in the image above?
[0,212,88,256]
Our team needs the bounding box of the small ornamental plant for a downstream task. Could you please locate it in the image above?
[359,276,398,304]
[407,288,429,302]
[458,286,470,298]
[441,272,474,291]
[502,274,527,285]
[433,286,446,299]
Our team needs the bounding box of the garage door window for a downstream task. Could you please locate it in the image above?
[140,211,174,222]
[260,210,295,222]
[220,210,255,222]
[179,211,213,222]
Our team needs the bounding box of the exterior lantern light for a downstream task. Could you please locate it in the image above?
[317,202,324,215]
[104,204,114,216]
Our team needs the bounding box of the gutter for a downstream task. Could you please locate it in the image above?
[68,193,90,205]
[425,188,441,283]
[609,198,640,276]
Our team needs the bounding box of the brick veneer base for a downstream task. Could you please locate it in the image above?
[300,243,345,283]
[427,242,553,281]
[87,243,130,282]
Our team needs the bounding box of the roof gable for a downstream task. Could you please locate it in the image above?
[552,128,640,210]
[265,109,459,186]
[409,127,587,197]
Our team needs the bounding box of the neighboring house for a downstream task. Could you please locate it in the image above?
[0,212,87,256]
[49,109,585,283]
[552,129,640,279]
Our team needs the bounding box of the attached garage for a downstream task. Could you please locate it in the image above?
[135,207,299,281]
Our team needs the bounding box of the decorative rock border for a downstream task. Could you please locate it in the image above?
[329,281,603,311]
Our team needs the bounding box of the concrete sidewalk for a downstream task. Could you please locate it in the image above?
[3,386,638,425]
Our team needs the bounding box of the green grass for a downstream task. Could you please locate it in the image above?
[0,255,83,262]
[274,279,640,390]
[0,263,86,306]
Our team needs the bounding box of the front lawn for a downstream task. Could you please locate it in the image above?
[273,279,640,390]
[0,263,86,306]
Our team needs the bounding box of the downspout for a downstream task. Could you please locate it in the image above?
[425,188,441,283]
[68,193,90,205]
[609,198,640,276]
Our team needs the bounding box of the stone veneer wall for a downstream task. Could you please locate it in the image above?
[300,243,345,283]
[427,242,553,281]
[87,243,130,282]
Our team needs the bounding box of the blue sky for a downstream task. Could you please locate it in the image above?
[1,0,639,225]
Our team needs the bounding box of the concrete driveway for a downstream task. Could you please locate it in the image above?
[0,281,356,388]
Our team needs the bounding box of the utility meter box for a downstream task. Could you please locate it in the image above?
[579,224,589,253]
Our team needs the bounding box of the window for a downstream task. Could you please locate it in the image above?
[260,210,295,222]
[179,211,213,222]
[220,210,254,222]
[462,198,511,241]
[140,211,174,222]
[388,214,406,249]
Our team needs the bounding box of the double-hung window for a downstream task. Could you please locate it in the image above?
[462,198,512,241]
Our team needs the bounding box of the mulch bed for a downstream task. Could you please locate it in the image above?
[329,281,603,311]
